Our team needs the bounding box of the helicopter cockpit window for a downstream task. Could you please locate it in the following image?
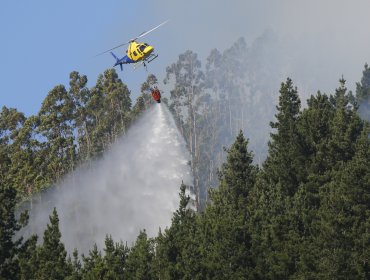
[139,45,146,52]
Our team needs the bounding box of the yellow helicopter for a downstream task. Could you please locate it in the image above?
[97,20,168,71]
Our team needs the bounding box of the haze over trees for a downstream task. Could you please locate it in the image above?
[1,35,370,279]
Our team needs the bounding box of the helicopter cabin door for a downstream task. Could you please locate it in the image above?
[128,42,144,62]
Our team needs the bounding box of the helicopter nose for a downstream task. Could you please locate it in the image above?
[144,46,154,55]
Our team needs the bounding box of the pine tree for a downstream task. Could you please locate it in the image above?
[124,230,154,280]
[0,185,28,279]
[81,244,105,279]
[155,183,199,279]
[201,131,257,279]
[327,78,363,168]
[264,78,303,195]
[287,91,336,278]
[18,235,38,280]
[315,124,370,279]
[255,78,304,278]
[297,92,334,177]
[35,208,72,279]
[66,249,82,280]
[356,63,370,120]
[102,235,128,280]
[291,79,366,278]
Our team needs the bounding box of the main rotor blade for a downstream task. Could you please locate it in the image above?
[95,20,169,56]
[133,20,169,41]
[95,41,130,56]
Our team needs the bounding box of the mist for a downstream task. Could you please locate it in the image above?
[17,0,370,250]
[147,0,370,163]
[148,0,370,96]
[22,104,193,254]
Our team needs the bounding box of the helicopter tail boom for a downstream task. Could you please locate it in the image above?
[110,52,123,71]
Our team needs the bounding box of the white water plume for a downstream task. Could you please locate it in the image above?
[23,104,193,253]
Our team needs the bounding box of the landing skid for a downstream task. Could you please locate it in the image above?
[133,53,159,71]
[146,53,158,63]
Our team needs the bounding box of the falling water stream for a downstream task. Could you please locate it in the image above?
[23,104,193,253]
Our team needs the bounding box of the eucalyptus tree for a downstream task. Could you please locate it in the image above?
[132,74,159,119]
[164,50,205,205]
[68,71,91,163]
[8,115,47,196]
[37,84,76,182]
[0,106,25,188]
[86,69,132,158]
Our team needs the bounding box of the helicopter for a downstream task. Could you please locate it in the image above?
[97,20,168,71]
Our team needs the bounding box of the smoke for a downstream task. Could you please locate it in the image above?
[22,104,193,254]
[146,0,370,165]
[148,0,370,96]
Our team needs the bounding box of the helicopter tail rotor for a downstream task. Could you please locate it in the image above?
[110,51,119,61]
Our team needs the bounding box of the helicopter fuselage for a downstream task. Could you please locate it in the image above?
[127,41,154,62]
[111,41,157,70]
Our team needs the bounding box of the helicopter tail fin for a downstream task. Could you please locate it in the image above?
[110,52,123,71]
[110,51,119,61]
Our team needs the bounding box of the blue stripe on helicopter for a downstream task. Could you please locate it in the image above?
[119,55,135,64]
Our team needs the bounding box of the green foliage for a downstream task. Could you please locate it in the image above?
[2,38,370,279]
[81,244,105,279]
[131,74,159,119]
[154,183,200,279]
[37,84,76,183]
[66,249,82,280]
[0,107,26,190]
[0,185,28,279]
[85,69,132,159]
[0,68,139,199]
[356,63,370,121]
[200,131,257,279]
[35,208,72,279]
[264,78,303,195]
[313,124,370,279]
[81,236,128,280]
[124,230,154,279]
[164,50,206,207]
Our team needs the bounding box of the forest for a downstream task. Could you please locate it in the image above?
[1,35,370,279]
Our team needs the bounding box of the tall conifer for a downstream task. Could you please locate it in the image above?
[201,131,257,279]
[35,208,72,279]
[0,185,28,279]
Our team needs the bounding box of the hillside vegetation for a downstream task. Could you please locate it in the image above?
[1,37,370,279]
